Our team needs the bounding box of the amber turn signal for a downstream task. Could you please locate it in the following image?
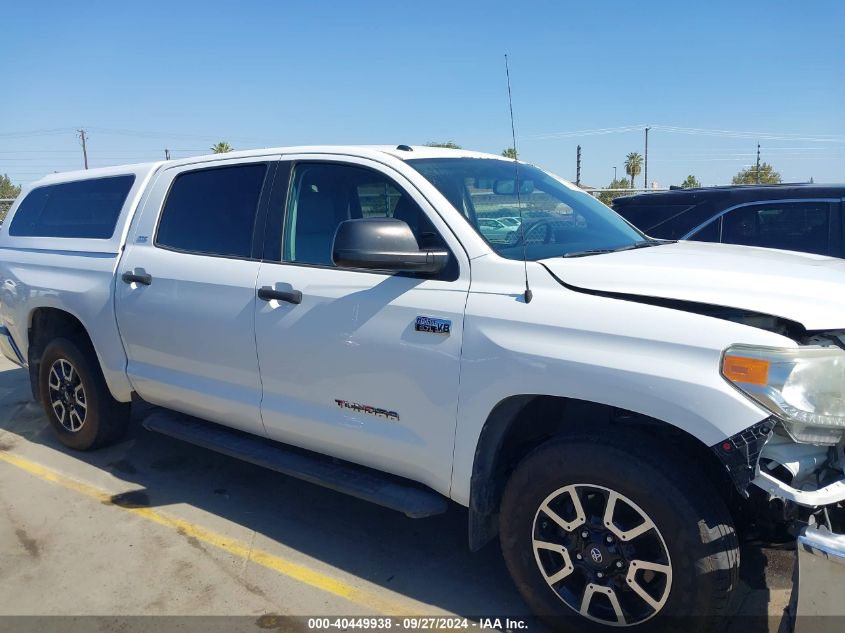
[723,355,770,385]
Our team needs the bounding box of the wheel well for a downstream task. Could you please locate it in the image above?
[468,395,738,550]
[27,308,94,401]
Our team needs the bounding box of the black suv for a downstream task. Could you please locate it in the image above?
[613,184,845,257]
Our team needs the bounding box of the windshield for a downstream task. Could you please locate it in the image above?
[408,157,647,260]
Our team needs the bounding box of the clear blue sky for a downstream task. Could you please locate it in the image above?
[2,0,843,188]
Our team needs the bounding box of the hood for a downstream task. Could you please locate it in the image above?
[540,241,845,332]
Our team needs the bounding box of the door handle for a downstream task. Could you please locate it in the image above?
[122,270,152,285]
[258,285,302,305]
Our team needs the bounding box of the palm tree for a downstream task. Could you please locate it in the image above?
[501,148,518,159]
[210,142,233,154]
[624,152,643,189]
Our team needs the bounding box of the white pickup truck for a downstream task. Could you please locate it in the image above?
[1,146,843,630]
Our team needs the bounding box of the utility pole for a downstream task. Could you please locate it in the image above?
[77,129,89,170]
[644,126,651,190]
[756,143,761,184]
[576,145,582,186]
[164,148,171,160]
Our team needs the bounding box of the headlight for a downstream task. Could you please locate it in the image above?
[722,344,845,445]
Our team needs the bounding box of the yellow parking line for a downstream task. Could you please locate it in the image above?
[0,450,413,615]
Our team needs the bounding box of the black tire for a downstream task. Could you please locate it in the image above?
[499,432,739,633]
[39,337,130,450]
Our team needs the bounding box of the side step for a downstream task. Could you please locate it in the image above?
[142,409,449,518]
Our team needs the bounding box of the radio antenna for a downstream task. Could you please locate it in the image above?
[505,54,532,303]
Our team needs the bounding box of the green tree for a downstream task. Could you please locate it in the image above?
[501,147,518,159]
[424,141,461,149]
[0,174,21,223]
[732,162,782,184]
[0,173,21,199]
[624,152,643,189]
[680,175,701,189]
[597,177,631,206]
[210,141,233,154]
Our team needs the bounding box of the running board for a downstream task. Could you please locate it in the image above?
[141,409,449,518]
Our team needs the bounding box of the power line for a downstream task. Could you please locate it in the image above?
[0,126,269,145]
[0,149,207,155]
[527,125,646,140]
[528,124,845,143]
[654,125,845,142]
[649,154,844,162]
[0,127,77,139]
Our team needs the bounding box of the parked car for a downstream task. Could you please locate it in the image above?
[477,216,519,244]
[612,183,845,257]
[2,146,844,631]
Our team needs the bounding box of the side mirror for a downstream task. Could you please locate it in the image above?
[332,218,449,274]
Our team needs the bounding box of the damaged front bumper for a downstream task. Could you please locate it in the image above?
[712,418,845,626]
[711,416,845,508]
[711,417,777,496]
[794,526,845,629]
[755,470,845,507]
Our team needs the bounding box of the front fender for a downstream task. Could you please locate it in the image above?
[450,259,795,506]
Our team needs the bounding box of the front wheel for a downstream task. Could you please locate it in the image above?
[499,433,739,632]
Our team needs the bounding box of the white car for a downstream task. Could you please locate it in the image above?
[1,145,843,630]
[477,217,519,243]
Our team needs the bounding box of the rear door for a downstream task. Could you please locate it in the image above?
[115,156,277,435]
[253,155,470,494]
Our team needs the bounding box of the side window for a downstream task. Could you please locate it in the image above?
[9,175,135,238]
[282,163,445,266]
[614,204,696,239]
[687,218,720,243]
[156,163,267,258]
[721,201,831,255]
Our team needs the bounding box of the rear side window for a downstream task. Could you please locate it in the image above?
[612,203,690,233]
[687,218,721,243]
[9,175,135,238]
[614,202,715,240]
[156,164,267,258]
[721,201,831,255]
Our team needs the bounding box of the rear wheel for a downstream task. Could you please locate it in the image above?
[499,433,738,632]
[39,337,130,450]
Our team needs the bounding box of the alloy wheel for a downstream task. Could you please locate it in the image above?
[532,483,672,626]
[48,358,87,432]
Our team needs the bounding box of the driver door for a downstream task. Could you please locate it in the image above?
[254,156,470,494]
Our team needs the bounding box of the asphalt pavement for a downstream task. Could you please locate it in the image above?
[0,355,795,632]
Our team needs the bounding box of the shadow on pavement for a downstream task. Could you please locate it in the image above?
[0,364,792,627]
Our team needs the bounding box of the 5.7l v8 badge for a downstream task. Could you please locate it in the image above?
[415,316,452,335]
